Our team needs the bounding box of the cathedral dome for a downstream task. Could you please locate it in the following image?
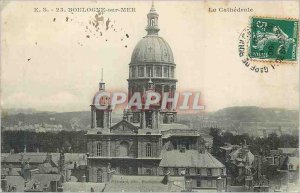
[130,36,174,64]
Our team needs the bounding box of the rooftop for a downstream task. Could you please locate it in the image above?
[159,150,225,168]
[62,182,106,192]
[25,174,62,192]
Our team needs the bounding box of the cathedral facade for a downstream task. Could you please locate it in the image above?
[86,3,226,190]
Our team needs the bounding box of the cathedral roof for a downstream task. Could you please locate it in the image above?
[160,150,225,168]
[130,36,174,64]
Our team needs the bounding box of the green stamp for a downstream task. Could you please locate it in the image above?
[249,17,298,61]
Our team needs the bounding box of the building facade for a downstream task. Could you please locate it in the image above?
[86,3,226,190]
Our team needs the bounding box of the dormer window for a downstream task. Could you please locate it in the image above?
[207,168,212,176]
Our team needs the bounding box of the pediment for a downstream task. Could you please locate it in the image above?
[110,120,138,134]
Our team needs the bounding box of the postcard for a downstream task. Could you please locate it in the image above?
[0,0,299,192]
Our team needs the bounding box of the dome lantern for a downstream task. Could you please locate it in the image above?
[146,1,160,36]
[99,68,105,91]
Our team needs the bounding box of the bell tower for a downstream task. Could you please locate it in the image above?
[91,69,112,129]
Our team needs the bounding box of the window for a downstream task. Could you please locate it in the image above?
[238,152,243,158]
[120,166,129,175]
[197,168,201,175]
[119,141,129,157]
[174,168,179,175]
[138,66,144,77]
[131,66,137,78]
[207,179,212,187]
[97,169,102,183]
[289,164,293,170]
[145,169,152,175]
[221,169,224,175]
[163,66,169,77]
[155,66,162,77]
[186,168,190,175]
[97,143,102,156]
[146,144,152,157]
[197,180,201,187]
[146,66,153,77]
[96,111,104,128]
[150,18,155,26]
[207,168,212,176]
[170,67,174,78]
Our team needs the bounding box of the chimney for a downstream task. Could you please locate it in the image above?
[8,166,13,176]
[82,175,86,182]
[1,178,8,192]
[45,153,52,163]
[43,185,48,192]
[199,146,206,154]
[180,147,186,153]
[216,177,223,192]
[161,168,170,184]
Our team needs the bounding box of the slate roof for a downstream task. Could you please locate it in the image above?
[5,175,26,192]
[63,182,106,192]
[1,153,9,162]
[229,148,254,166]
[2,153,47,163]
[104,175,185,192]
[25,174,62,191]
[281,156,299,171]
[278,148,299,155]
[38,162,59,174]
[159,150,225,168]
[288,157,299,170]
[1,168,21,176]
[159,123,190,131]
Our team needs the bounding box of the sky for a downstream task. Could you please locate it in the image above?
[1,0,299,112]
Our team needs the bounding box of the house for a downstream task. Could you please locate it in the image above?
[24,174,62,192]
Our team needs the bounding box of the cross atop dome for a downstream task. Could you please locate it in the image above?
[146,1,160,35]
[99,68,105,91]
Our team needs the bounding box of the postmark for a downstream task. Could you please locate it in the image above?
[249,17,298,61]
[238,17,299,73]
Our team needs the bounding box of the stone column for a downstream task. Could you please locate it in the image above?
[108,138,111,157]
[161,84,165,95]
[91,106,94,128]
[94,110,97,128]
[152,111,155,129]
[140,111,146,129]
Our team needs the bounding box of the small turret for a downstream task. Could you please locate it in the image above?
[99,68,105,91]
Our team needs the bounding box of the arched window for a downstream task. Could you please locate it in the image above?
[97,169,103,183]
[119,141,129,157]
[97,143,102,156]
[150,18,155,26]
[145,168,152,175]
[146,144,152,157]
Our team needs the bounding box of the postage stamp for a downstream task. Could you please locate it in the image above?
[249,17,298,61]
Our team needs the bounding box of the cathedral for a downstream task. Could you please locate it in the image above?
[86,3,226,190]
